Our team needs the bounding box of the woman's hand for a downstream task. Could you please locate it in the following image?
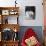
[25,36,38,46]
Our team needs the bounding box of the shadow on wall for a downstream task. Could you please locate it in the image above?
[18,26,43,44]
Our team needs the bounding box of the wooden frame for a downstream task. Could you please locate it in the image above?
[0,7,19,24]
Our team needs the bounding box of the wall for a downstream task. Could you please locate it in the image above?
[0,0,43,26]
[18,0,43,26]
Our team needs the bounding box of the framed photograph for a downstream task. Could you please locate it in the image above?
[1,28,13,41]
[8,16,18,24]
[2,10,9,15]
[1,28,18,41]
[2,16,18,24]
[25,6,35,20]
[9,10,18,15]
[2,16,8,24]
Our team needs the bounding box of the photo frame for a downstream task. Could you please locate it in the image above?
[8,16,18,24]
[1,28,13,41]
[25,6,35,20]
[2,10,9,15]
[2,16,8,24]
[9,10,18,15]
[1,28,18,41]
[2,16,18,24]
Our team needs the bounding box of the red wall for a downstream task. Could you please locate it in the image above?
[44,15,46,26]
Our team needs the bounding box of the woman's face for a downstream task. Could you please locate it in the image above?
[26,11,34,19]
